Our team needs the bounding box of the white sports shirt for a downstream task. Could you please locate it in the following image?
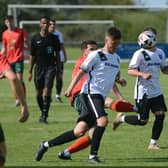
[80,49,120,98]
[128,47,168,100]
[53,30,65,62]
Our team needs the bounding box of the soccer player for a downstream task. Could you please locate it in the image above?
[57,40,134,160]
[35,27,124,163]
[0,53,29,122]
[112,29,168,150]
[28,16,61,124]
[1,15,29,106]
[0,52,30,167]
[48,19,67,103]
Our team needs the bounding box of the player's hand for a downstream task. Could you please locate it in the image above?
[64,89,71,97]
[118,79,127,87]
[28,73,32,82]
[142,73,152,80]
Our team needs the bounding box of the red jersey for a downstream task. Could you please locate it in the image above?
[0,53,10,77]
[2,28,28,64]
[70,55,87,105]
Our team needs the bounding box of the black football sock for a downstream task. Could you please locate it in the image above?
[43,96,51,117]
[56,79,63,95]
[36,96,44,113]
[48,130,77,147]
[152,114,165,140]
[90,126,105,156]
[125,115,147,125]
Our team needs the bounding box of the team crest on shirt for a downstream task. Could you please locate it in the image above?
[98,51,107,61]
[142,51,151,61]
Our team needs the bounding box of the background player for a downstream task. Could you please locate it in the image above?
[1,15,29,106]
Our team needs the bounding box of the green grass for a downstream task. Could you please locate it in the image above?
[1,60,168,167]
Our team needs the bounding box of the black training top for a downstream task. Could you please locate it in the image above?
[30,32,61,66]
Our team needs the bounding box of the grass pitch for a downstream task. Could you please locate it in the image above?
[1,58,168,167]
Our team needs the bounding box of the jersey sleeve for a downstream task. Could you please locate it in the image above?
[80,51,97,72]
[128,50,142,69]
[30,37,36,56]
[159,49,168,69]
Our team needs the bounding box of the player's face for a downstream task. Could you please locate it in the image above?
[40,18,49,31]
[49,21,55,32]
[84,44,97,56]
[4,19,14,28]
[105,36,121,54]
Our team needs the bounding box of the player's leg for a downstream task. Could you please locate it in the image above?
[35,120,89,161]
[87,94,108,163]
[105,97,135,112]
[112,94,149,130]
[41,66,56,123]
[58,127,95,160]
[148,95,166,150]
[11,61,25,106]
[55,62,63,103]
[5,69,29,122]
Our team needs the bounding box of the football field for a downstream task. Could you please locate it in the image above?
[1,56,168,167]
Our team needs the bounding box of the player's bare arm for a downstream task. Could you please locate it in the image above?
[65,69,85,97]
[128,69,152,80]
[28,55,35,81]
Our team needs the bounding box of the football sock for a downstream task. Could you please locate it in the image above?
[125,115,140,125]
[125,115,147,125]
[90,126,105,156]
[43,96,51,117]
[36,96,44,113]
[67,135,90,153]
[152,114,165,140]
[56,79,63,95]
[150,139,157,145]
[48,130,77,147]
[111,100,134,112]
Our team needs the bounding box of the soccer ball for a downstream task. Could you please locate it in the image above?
[138,30,157,49]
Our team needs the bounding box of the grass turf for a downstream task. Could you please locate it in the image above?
[1,61,168,167]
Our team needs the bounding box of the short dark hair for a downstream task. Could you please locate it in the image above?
[81,40,97,50]
[106,27,122,39]
[50,19,56,23]
[40,16,50,22]
[144,27,157,35]
[4,15,13,21]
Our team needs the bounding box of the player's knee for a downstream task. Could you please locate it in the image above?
[74,128,87,137]
[155,113,165,122]
[97,116,108,127]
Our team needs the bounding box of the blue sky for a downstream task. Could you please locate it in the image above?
[134,0,168,5]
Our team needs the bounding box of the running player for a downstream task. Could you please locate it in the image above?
[35,27,125,163]
[112,29,168,150]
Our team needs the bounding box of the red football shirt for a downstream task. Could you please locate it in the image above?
[70,55,87,105]
[2,28,28,64]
